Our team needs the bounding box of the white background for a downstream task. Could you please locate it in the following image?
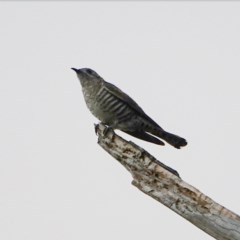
[0,2,240,239]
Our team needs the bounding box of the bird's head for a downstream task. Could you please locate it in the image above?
[71,68,102,87]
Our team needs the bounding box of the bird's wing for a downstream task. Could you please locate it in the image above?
[104,81,161,128]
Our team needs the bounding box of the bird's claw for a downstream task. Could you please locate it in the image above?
[103,125,114,136]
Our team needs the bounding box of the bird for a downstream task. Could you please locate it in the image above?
[71,68,187,149]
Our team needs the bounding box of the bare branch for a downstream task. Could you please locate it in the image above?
[95,123,240,240]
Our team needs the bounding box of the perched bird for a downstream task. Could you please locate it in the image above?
[72,68,187,149]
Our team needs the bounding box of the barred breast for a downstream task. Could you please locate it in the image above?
[94,86,137,130]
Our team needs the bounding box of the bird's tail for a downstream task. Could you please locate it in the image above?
[161,131,187,149]
[123,130,165,146]
[157,130,187,149]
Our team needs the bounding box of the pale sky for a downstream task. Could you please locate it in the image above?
[0,2,240,240]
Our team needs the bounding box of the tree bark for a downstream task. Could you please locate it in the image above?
[95,123,240,240]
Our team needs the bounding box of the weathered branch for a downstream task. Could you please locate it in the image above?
[95,123,240,240]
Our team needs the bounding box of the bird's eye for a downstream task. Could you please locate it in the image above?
[86,69,93,75]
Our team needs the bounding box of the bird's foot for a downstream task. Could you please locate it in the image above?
[102,125,116,142]
[103,125,114,136]
[94,122,115,135]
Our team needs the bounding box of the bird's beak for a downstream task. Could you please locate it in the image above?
[71,68,79,73]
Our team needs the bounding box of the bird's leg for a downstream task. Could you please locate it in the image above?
[94,122,116,139]
[99,123,116,141]
[103,125,115,136]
